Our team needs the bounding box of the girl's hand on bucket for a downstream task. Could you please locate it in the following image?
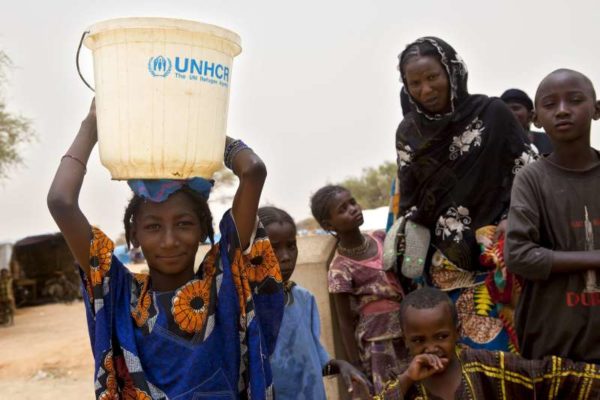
[82,98,97,142]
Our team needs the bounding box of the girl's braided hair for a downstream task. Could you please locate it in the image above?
[258,206,296,232]
[123,186,214,248]
[309,185,349,230]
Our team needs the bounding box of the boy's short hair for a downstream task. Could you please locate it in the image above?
[400,287,458,327]
[534,68,597,105]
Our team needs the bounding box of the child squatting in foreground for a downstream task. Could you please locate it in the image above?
[376,287,600,399]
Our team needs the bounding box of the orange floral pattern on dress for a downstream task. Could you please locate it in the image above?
[122,388,152,400]
[171,277,213,334]
[230,248,252,321]
[131,274,151,327]
[99,351,118,399]
[245,238,282,284]
[98,391,119,400]
[89,227,115,287]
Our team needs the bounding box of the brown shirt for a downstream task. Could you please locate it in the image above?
[505,153,600,362]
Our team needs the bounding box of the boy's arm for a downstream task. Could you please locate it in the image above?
[47,100,96,276]
[228,138,267,251]
[506,171,600,280]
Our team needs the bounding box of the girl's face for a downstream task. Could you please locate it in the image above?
[265,222,298,282]
[131,191,204,288]
[404,55,451,114]
[324,190,363,234]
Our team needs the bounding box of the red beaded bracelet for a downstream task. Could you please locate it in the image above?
[61,154,87,174]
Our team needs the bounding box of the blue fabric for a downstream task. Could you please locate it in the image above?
[127,178,213,202]
[271,285,330,400]
[81,211,283,400]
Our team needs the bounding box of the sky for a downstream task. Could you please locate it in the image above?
[0,0,599,242]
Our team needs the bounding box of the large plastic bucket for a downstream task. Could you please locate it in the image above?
[82,17,242,179]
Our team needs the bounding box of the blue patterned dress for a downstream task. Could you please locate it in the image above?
[81,211,284,399]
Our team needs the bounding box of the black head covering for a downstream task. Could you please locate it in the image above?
[398,36,470,118]
[500,88,534,111]
[400,87,412,116]
[397,37,490,137]
[394,37,534,273]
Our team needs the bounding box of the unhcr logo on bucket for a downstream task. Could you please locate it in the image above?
[148,56,172,77]
[147,55,230,88]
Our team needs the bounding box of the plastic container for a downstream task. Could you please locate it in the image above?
[82,17,242,179]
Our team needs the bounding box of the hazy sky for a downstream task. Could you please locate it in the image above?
[0,0,599,242]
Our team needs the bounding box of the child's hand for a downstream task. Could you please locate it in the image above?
[333,359,373,396]
[82,98,97,141]
[405,353,449,382]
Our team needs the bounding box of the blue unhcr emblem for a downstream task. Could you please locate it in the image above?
[148,56,172,77]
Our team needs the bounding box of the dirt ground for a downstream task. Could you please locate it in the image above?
[0,302,95,399]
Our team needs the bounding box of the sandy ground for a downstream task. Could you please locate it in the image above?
[0,302,95,399]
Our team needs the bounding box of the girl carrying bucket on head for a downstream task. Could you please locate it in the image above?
[310,185,407,396]
[258,206,371,399]
[47,99,284,400]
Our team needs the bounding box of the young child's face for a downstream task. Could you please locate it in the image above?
[324,191,364,234]
[403,303,459,371]
[534,71,600,143]
[132,191,204,278]
[264,222,298,282]
[403,55,451,114]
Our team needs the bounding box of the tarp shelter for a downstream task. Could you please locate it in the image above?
[0,243,12,271]
[11,233,78,304]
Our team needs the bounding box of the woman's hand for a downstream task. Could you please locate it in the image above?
[330,359,373,396]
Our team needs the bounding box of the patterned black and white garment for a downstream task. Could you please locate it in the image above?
[394,37,537,352]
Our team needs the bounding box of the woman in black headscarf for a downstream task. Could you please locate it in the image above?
[394,37,535,352]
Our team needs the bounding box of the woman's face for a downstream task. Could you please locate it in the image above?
[404,55,451,114]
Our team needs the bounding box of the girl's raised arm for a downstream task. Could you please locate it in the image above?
[47,99,97,275]
[227,138,267,250]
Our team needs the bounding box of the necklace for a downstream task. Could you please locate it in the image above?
[337,234,371,258]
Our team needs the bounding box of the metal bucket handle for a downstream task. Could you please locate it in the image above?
[76,30,95,92]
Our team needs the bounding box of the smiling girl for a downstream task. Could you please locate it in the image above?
[47,100,283,399]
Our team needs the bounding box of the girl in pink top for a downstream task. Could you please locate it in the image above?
[310,185,406,395]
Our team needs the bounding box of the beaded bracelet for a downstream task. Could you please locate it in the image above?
[224,139,251,170]
[61,154,87,174]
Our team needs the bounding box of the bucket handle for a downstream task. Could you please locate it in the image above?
[76,30,95,92]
